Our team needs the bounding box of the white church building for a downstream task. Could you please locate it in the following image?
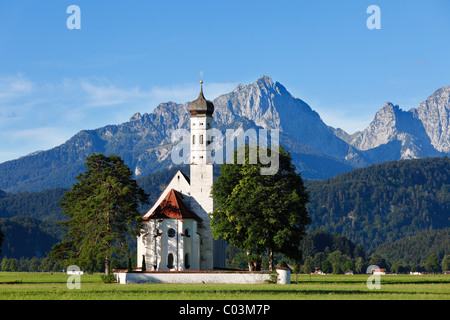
[136,81,226,271]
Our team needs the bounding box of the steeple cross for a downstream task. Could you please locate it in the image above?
[200,71,204,84]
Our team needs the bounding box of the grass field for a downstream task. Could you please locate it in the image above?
[0,272,448,300]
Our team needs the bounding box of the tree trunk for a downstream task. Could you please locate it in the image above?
[268,248,274,272]
[247,251,252,271]
[105,257,111,276]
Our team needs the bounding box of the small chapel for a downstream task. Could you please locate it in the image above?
[136,80,226,271]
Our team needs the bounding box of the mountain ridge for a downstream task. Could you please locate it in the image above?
[0,76,449,192]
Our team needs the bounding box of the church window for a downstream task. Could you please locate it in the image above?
[200,135,204,144]
[167,228,176,238]
[167,253,174,269]
[185,253,191,269]
[184,228,191,237]
[192,135,195,145]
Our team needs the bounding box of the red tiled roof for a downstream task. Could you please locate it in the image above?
[144,189,201,222]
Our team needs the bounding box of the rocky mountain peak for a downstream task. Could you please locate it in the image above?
[350,102,402,151]
[0,76,448,192]
[130,112,142,122]
[413,85,450,153]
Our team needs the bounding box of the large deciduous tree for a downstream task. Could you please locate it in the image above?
[210,145,310,271]
[50,154,149,275]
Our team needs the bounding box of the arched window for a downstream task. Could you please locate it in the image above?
[184,228,191,237]
[200,135,204,144]
[185,253,190,269]
[167,228,175,237]
[167,253,174,269]
[192,135,195,145]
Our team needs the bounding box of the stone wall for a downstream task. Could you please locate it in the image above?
[114,270,273,284]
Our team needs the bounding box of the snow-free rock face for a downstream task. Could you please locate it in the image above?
[0,76,448,192]
[412,86,450,153]
[348,85,450,162]
[351,103,402,151]
[213,76,356,160]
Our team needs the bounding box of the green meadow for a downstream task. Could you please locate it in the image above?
[0,272,448,300]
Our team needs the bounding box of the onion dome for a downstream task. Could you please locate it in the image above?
[189,81,214,116]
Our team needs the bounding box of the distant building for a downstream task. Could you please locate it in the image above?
[373,268,386,275]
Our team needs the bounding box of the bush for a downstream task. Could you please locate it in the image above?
[264,271,278,284]
[101,274,117,283]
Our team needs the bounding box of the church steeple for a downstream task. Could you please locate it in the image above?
[189,78,214,116]
[188,72,216,270]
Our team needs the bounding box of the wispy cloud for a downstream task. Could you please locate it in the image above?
[414,59,427,65]
[0,73,34,102]
[80,80,152,107]
[0,74,238,163]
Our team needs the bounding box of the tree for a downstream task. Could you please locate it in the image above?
[321,260,332,274]
[302,257,314,274]
[1,257,9,271]
[355,257,367,274]
[210,145,310,271]
[0,228,3,257]
[50,154,149,276]
[9,258,17,272]
[425,254,440,273]
[441,255,450,272]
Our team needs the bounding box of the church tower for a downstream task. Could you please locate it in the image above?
[137,78,226,272]
[188,79,215,270]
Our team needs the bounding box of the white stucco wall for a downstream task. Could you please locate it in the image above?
[115,271,272,285]
[138,218,200,272]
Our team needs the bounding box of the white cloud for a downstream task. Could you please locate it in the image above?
[0,74,239,163]
[79,79,237,108]
[80,80,152,107]
[4,127,70,150]
[0,73,34,102]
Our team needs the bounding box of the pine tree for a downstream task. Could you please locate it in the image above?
[50,154,149,276]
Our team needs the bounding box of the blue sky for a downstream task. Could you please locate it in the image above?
[0,0,449,163]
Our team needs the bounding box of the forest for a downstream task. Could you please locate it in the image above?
[306,156,450,248]
[0,157,448,272]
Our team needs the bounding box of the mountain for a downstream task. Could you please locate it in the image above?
[0,216,65,259]
[214,76,361,161]
[413,86,450,153]
[348,86,450,162]
[2,157,447,259]
[0,188,67,222]
[0,76,363,192]
[0,76,448,192]
[306,156,450,249]
[373,228,450,265]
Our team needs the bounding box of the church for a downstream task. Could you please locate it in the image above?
[136,80,226,271]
